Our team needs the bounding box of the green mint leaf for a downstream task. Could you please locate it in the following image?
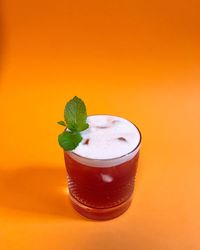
[57,121,66,126]
[57,96,89,151]
[58,131,82,151]
[64,96,89,132]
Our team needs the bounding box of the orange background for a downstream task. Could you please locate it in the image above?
[0,0,200,249]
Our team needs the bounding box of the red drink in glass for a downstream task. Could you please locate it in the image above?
[64,115,141,220]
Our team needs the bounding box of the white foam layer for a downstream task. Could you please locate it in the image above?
[68,115,141,167]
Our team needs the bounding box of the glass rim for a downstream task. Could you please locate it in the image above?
[66,114,142,162]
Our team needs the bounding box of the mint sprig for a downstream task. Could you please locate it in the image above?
[58,131,82,151]
[65,96,89,132]
[57,96,89,151]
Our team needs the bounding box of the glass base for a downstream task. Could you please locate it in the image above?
[68,191,132,220]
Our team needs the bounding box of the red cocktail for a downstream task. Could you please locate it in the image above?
[65,151,140,220]
[64,115,141,220]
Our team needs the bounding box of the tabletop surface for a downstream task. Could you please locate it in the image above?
[0,1,200,249]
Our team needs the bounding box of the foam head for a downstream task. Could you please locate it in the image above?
[68,115,141,167]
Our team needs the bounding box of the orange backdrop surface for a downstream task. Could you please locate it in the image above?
[0,0,200,249]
